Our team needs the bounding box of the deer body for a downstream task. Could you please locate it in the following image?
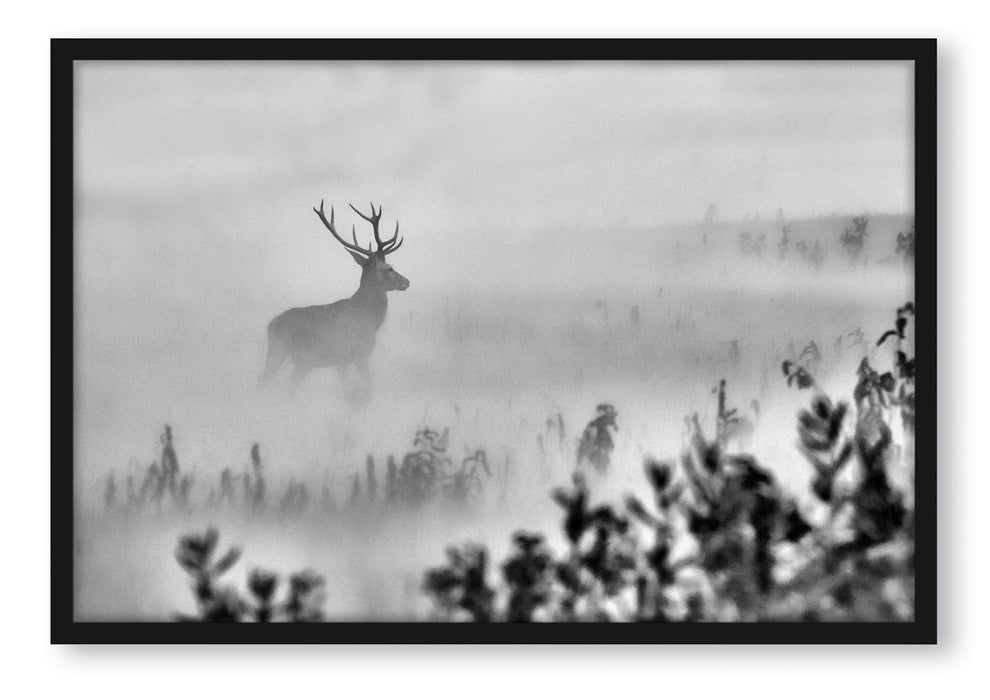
[260,201,409,393]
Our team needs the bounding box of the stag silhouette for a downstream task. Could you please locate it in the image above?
[260,201,409,396]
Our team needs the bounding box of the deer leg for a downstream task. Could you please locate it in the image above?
[336,364,360,396]
[346,359,371,407]
[355,357,371,386]
[258,328,288,387]
[286,362,311,396]
[337,364,365,407]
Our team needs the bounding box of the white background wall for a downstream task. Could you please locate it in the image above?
[0,2,978,698]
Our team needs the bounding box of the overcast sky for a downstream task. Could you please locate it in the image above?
[73,60,914,308]
[77,61,912,231]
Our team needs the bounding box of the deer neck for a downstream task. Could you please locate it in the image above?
[351,271,388,327]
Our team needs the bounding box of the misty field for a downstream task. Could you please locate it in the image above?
[73,213,914,622]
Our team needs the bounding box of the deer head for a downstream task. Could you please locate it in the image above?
[313,200,409,292]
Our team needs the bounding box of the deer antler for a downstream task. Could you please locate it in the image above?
[349,202,403,256]
[349,202,382,245]
[313,199,374,258]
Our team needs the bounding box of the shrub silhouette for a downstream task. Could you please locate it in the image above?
[175,527,327,622]
[419,304,915,622]
[108,425,492,516]
[154,300,915,624]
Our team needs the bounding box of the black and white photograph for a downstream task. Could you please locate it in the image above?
[53,39,934,643]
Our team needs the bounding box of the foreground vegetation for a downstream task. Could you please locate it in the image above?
[168,302,915,623]
[418,304,914,622]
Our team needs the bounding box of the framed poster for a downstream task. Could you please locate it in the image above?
[52,38,935,643]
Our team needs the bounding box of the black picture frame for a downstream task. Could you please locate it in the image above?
[52,37,936,644]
